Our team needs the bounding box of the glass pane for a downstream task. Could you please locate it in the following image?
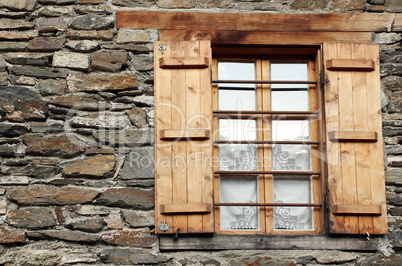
[271,91,309,111]
[273,177,313,230]
[272,120,310,142]
[218,62,256,111]
[220,176,259,230]
[270,63,309,89]
[219,119,257,141]
[272,144,311,171]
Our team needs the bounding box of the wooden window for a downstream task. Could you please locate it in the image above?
[154,41,388,237]
[212,55,323,235]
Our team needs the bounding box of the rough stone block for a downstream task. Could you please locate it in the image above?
[91,50,128,72]
[0,18,34,30]
[70,114,130,129]
[65,218,104,233]
[0,71,6,85]
[28,37,65,51]
[120,147,154,179]
[92,129,154,146]
[0,176,30,185]
[65,40,99,52]
[365,3,385,12]
[71,14,114,30]
[133,95,154,107]
[67,29,114,41]
[0,86,48,122]
[38,0,76,4]
[100,248,168,264]
[10,66,67,78]
[0,0,38,11]
[4,52,52,66]
[38,6,70,17]
[14,76,36,86]
[95,187,154,209]
[385,0,402,12]
[7,185,100,205]
[53,51,90,70]
[36,17,67,33]
[116,29,158,44]
[131,55,153,71]
[22,134,86,158]
[31,230,99,243]
[62,154,116,178]
[0,197,6,214]
[126,107,147,128]
[388,91,402,113]
[49,94,107,111]
[6,208,57,229]
[101,229,156,247]
[332,0,365,12]
[0,42,28,51]
[112,0,154,7]
[67,72,138,92]
[0,226,25,244]
[0,30,37,40]
[316,252,358,264]
[38,79,66,95]
[106,213,123,229]
[156,0,195,8]
[291,0,327,9]
[73,205,111,215]
[0,123,29,137]
[375,33,402,44]
[122,210,155,228]
[74,4,112,15]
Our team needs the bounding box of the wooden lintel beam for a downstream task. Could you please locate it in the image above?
[159,57,209,69]
[160,129,210,141]
[117,11,393,32]
[161,203,212,214]
[160,30,372,45]
[332,205,382,215]
[329,131,378,142]
[326,59,375,71]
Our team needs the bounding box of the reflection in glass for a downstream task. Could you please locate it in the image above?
[220,176,259,230]
[219,119,257,141]
[271,91,309,111]
[273,177,313,230]
[218,62,256,111]
[270,63,309,89]
[272,120,310,142]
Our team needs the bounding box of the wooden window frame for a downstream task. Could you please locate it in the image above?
[212,54,324,235]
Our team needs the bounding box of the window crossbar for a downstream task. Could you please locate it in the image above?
[214,203,321,207]
[214,140,319,145]
[212,80,317,85]
[215,171,320,175]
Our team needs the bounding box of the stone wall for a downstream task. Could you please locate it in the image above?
[0,0,400,265]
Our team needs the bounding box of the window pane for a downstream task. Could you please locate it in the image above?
[218,62,256,111]
[270,63,309,89]
[272,144,311,171]
[272,120,310,141]
[220,176,259,230]
[219,119,257,141]
[271,91,309,111]
[273,177,313,230]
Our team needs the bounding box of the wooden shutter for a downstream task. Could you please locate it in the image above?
[154,41,214,234]
[323,43,387,235]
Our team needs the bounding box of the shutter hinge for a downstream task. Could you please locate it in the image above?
[158,43,167,55]
[321,66,326,88]
[159,219,169,232]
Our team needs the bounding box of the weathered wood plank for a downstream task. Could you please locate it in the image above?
[160,57,209,69]
[160,129,210,140]
[161,203,212,214]
[328,131,378,142]
[118,11,393,32]
[332,205,381,215]
[160,30,372,45]
[326,59,375,71]
[159,235,380,251]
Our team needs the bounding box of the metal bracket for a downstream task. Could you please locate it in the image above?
[160,219,169,232]
[159,43,167,54]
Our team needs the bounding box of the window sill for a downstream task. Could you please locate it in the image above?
[159,234,381,251]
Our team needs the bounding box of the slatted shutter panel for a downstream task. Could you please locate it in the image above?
[154,41,214,234]
[323,42,387,235]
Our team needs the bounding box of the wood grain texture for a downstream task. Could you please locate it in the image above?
[160,57,209,69]
[326,59,375,71]
[160,30,372,45]
[332,205,381,215]
[118,11,393,32]
[161,203,212,214]
[159,235,379,251]
[328,131,378,142]
[160,129,210,140]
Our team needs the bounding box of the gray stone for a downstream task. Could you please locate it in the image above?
[30,121,64,133]
[157,0,195,8]
[388,91,402,113]
[0,71,6,85]
[36,17,67,33]
[316,252,359,264]
[388,196,402,206]
[120,147,154,179]
[0,0,37,11]
[32,230,99,243]
[389,232,402,251]
[65,218,104,233]
[382,51,402,64]
[100,248,168,264]
[122,210,154,228]
[112,0,154,7]
[105,213,123,229]
[102,43,153,53]
[93,129,154,146]
[0,18,34,30]
[386,169,402,186]
[95,187,154,209]
[133,95,154,107]
[0,10,27,18]
[0,42,28,51]
[332,0,365,12]
[1,164,57,179]
[385,0,402,12]
[7,185,100,205]
[38,0,76,4]
[6,207,57,229]
[0,123,29,137]
[0,226,25,244]
[67,72,138,92]
[382,76,402,91]
[381,63,402,76]
[375,33,402,44]
[49,94,108,111]
[71,14,114,30]
[4,52,52,66]
[14,76,36,86]
[198,0,232,8]
[131,55,153,71]
[237,2,284,11]
[91,50,128,72]
[38,6,70,17]
[65,40,99,53]
[365,3,385,12]
[110,103,132,111]
[73,205,111,215]
[61,154,116,178]
[28,37,65,51]
[67,29,114,41]
[38,79,66,95]
[370,0,385,4]
[53,51,90,70]
[0,144,21,157]
[0,30,38,40]
[116,29,158,44]
[0,86,48,122]
[101,229,156,247]
[291,0,327,9]
[74,4,113,15]
[126,106,147,128]
[10,66,66,79]
[70,114,130,129]
[0,176,29,185]
[387,144,402,155]
[0,197,6,214]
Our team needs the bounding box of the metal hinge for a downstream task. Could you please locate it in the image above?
[159,43,167,54]
[159,219,169,232]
